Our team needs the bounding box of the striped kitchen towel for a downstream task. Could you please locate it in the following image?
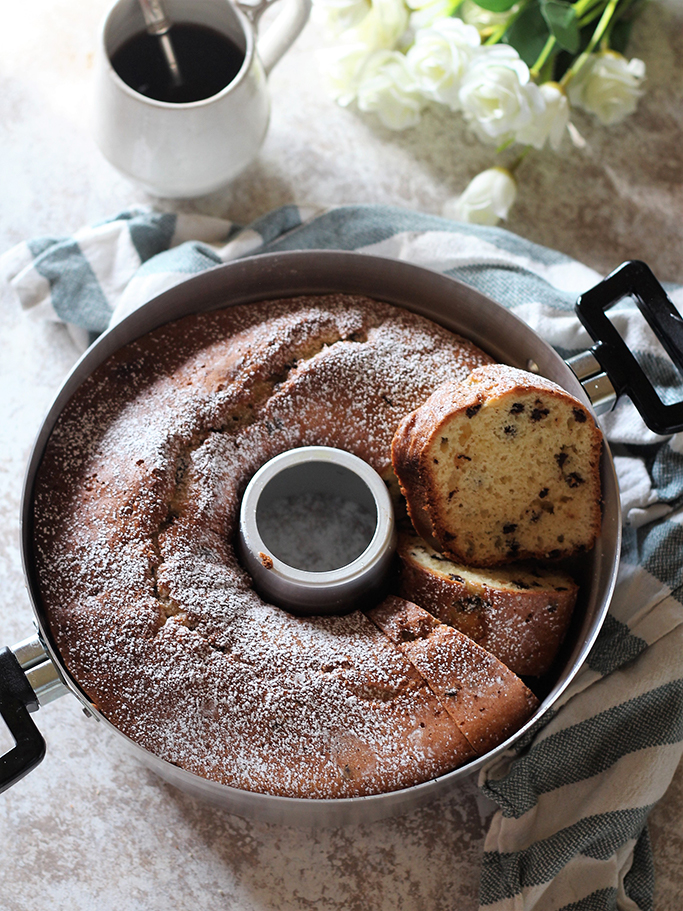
[2,204,683,911]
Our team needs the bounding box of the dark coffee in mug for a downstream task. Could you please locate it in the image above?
[111,22,245,103]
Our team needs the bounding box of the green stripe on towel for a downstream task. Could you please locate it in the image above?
[482,680,683,819]
[480,806,652,904]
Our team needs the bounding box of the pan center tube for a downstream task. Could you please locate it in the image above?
[238,446,396,615]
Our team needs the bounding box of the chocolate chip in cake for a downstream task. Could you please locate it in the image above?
[566,472,584,488]
[531,406,550,421]
[504,425,516,436]
[555,452,569,468]
[572,407,587,423]
[511,579,531,590]
[466,404,481,418]
[503,523,518,534]
[539,487,549,498]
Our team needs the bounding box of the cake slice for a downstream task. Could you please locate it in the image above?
[391,364,603,567]
[397,532,578,676]
[367,597,539,756]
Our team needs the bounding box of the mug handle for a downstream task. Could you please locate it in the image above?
[236,0,312,75]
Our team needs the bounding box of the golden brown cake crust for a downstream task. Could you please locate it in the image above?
[368,597,539,754]
[396,533,579,677]
[392,364,604,567]
[33,294,498,799]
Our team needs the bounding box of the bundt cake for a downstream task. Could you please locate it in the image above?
[34,294,547,798]
[33,297,602,798]
[391,364,603,567]
[368,597,539,753]
[396,532,579,677]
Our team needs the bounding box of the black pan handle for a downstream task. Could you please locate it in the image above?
[574,260,683,435]
[0,646,46,793]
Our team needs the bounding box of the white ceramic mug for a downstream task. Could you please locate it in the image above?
[92,0,311,197]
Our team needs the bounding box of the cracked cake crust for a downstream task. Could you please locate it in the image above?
[31,295,544,799]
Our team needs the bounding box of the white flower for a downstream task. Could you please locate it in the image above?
[443,167,517,225]
[567,51,646,126]
[354,0,410,51]
[458,45,545,145]
[316,0,410,104]
[318,42,374,104]
[356,50,425,129]
[515,81,570,150]
[313,0,372,34]
[314,0,409,51]
[405,0,458,31]
[405,18,481,110]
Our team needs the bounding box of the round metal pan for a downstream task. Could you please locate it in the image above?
[2,250,635,825]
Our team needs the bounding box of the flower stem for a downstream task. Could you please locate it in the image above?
[508,147,531,174]
[483,0,530,46]
[601,0,639,45]
[577,4,609,28]
[530,34,556,79]
[483,22,508,45]
[560,0,620,87]
[573,0,607,17]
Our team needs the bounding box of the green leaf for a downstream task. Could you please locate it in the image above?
[540,0,580,53]
[469,0,518,12]
[503,4,551,68]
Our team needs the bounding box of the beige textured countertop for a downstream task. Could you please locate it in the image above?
[0,1,682,908]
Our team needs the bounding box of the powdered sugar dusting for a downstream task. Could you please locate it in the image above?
[397,532,579,677]
[33,295,493,798]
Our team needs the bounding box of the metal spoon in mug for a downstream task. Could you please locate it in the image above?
[137,0,183,88]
